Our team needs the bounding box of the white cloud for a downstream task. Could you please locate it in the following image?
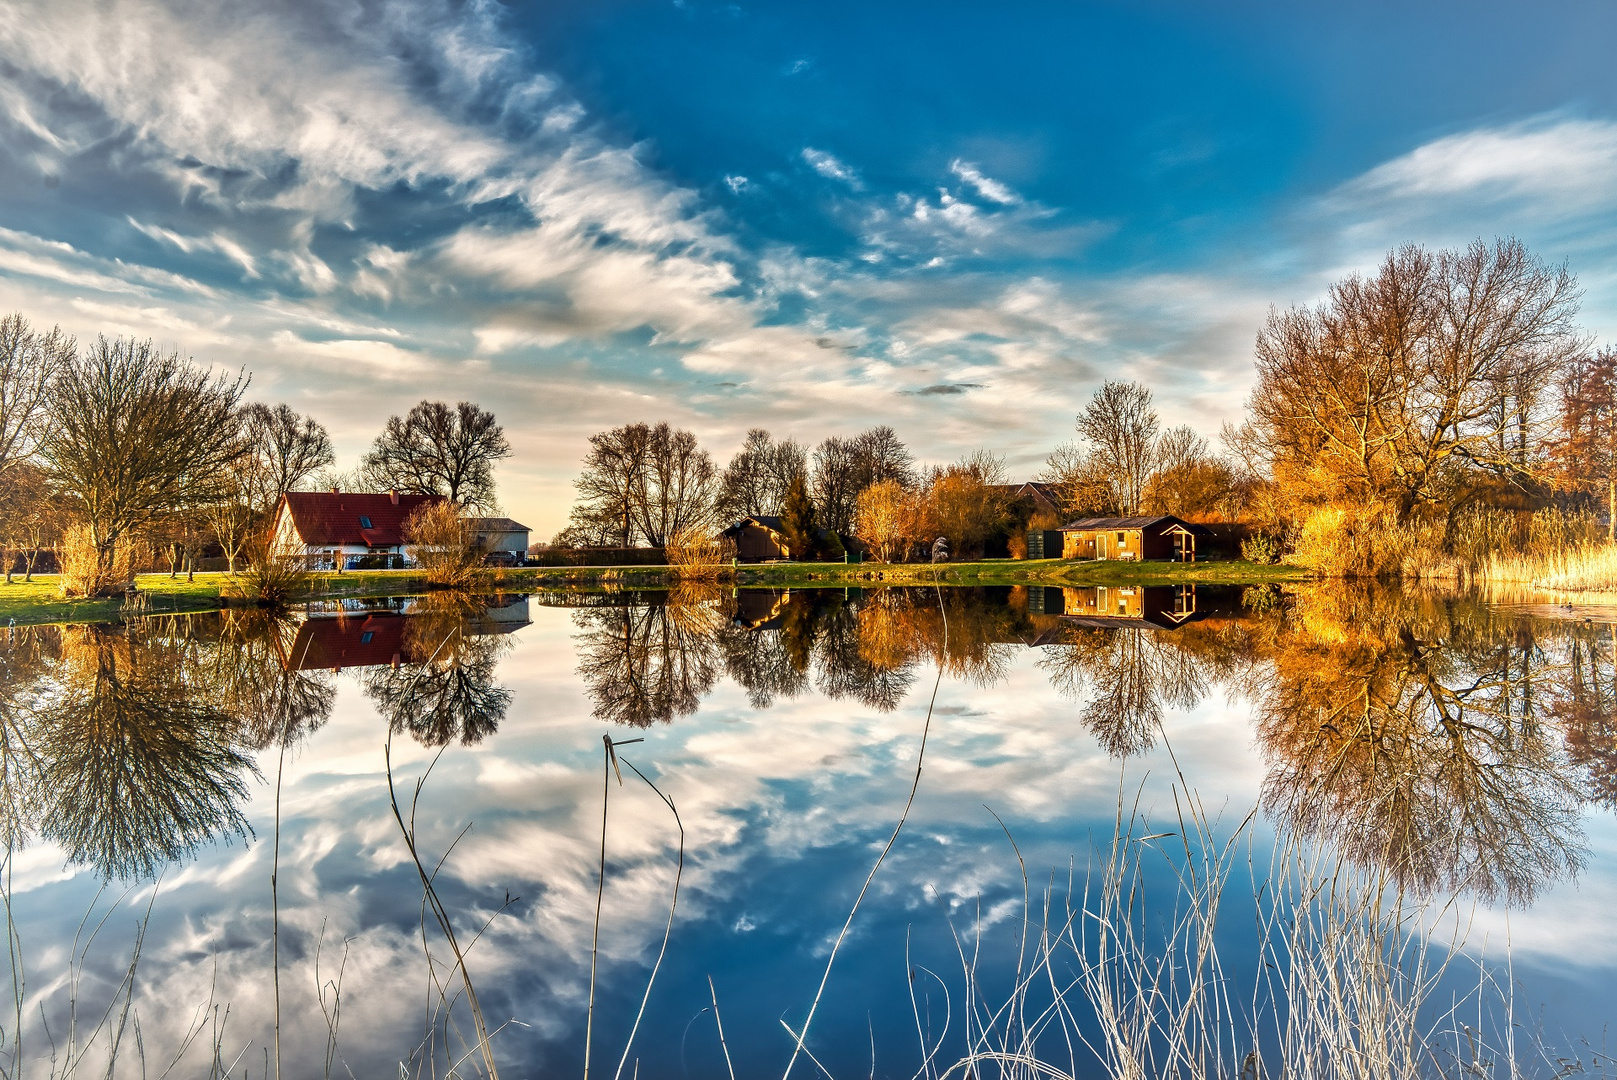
[949,159,1020,205]
[126,218,261,277]
[1339,116,1617,209]
[801,147,862,188]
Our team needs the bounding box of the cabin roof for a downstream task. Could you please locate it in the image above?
[1057,514,1213,535]
[276,490,445,547]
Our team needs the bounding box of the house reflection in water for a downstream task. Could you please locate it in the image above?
[275,596,533,672]
[1028,585,1203,629]
[732,589,790,630]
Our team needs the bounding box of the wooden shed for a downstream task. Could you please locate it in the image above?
[1058,515,1213,562]
[721,515,793,561]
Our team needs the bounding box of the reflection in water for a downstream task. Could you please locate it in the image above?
[0,596,525,878]
[31,622,258,879]
[360,594,521,746]
[566,583,1617,906]
[1,583,1612,903]
[1248,588,1591,905]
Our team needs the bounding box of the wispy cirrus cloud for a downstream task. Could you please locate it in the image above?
[801,147,862,187]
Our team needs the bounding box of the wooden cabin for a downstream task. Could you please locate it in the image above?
[1028,584,1202,628]
[720,515,793,561]
[1058,515,1212,562]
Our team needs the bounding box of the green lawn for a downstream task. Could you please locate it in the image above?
[0,573,229,626]
[0,558,1308,627]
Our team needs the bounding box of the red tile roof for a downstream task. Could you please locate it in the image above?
[279,613,420,671]
[275,491,445,547]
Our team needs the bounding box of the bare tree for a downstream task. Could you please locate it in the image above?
[811,425,915,535]
[1040,441,1118,517]
[634,423,717,546]
[1074,380,1160,514]
[361,400,510,511]
[1154,425,1209,474]
[855,425,916,489]
[239,403,335,512]
[566,422,717,547]
[1247,239,1583,521]
[811,435,863,535]
[41,337,247,595]
[716,428,808,522]
[1555,347,1617,538]
[0,313,72,478]
[0,461,57,582]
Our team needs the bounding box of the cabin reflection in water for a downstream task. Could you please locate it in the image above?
[276,595,533,672]
[1028,584,1205,628]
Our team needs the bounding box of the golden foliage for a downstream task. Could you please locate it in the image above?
[405,500,486,588]
[57,523,137,598]
[665,526,735,582]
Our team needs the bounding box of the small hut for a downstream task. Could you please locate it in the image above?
[721,515,793,561]
[1057,515,1213,562]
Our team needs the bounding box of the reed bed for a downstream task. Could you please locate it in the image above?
[1481,542,1617,595]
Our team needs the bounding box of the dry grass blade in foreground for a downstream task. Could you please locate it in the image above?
[923,770,1606,1080]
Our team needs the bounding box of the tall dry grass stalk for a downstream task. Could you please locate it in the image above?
[925,767,1587,1080]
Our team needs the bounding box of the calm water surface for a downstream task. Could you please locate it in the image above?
[1,584,1614,1076]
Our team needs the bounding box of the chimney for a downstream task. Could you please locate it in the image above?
[330,485,339,494]
[389,488,399,505]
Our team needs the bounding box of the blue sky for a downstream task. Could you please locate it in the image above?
[3,0,1617,534]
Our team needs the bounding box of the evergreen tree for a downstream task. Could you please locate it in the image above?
[780,472,817,559]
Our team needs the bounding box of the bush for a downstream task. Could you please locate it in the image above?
[237,531,309,606]
[57,524,138,598]
[404,501,487,588]
[820,530,847,561]
[665,527,735,582]
[1239,532,1281,565]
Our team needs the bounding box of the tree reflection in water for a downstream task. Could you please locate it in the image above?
[1247,587,1595,906]
[570,586,1032,725]
[30,621,258,880]
[0,626,50,852]
[572,587,726,727]
[0,599,523,880]
[360,594,515,747]
[213,609,336,748]
[567,583,1617,906]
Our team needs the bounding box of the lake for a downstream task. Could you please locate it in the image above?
[1,582,1613,1077]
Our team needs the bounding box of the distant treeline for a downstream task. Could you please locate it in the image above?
[556,237,1617,573]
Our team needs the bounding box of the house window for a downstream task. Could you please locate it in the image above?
[359,515,373,529]
[360,631,374,644]
[1116,531,1125,543]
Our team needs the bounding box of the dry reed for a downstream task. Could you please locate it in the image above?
[919,763,1598,1080]
[1481,543,1617,595]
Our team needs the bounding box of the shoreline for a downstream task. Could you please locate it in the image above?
[0,559,1307,627]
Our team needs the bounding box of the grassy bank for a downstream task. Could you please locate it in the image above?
[0,558,1308,627]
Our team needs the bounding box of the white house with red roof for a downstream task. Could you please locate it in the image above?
[270,489,446,568]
